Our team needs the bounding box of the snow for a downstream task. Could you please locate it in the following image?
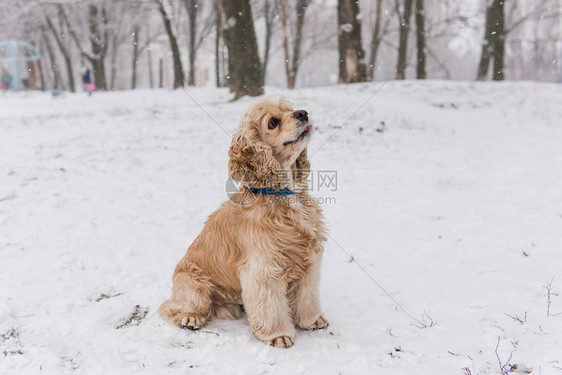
[1,81,562,374]
[340,23,353,33]
[226,17,237,29]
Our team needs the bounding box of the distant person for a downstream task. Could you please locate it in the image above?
[1,73,10,90]
[82,68,95,96]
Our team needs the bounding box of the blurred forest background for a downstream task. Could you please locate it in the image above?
[1,0,561,99]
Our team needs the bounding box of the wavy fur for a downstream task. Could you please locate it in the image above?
[159,95,328,348]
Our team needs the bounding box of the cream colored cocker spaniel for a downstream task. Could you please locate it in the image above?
[159,95,328,348]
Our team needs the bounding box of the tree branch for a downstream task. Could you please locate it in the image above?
[58,4,94,61]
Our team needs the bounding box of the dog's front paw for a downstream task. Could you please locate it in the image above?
[302,315,329,331]
[267,336,294,348]
[179,314,206,331]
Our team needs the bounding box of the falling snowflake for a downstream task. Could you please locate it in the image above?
[340,23,353,33]
[226,17,237,29]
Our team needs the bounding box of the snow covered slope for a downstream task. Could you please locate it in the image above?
[1,81,561,374]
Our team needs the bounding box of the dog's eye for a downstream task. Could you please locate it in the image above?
[268,117,280,130]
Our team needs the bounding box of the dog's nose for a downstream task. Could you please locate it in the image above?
[293,110,308,122]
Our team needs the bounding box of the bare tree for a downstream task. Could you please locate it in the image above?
[395,0,414,80]
[6,0,562,92]
[221,0,264,99]
[131,17,158,90]
[261,0,278,78]
[416,1,476,80]
[476,0,561,81]
[337,0,367,83]
[42,7,75,92]
[87,4,109,90]
[497,0,562,81]
[184,0,198,86]
[367,0,398,81]
[492,0,505,81]
[131,25,140,90]
[182,0,215,86]
[477,0,504,80]
[367,0,383,81]
[214,0,230,88]
[214,0,223,87]
[36,55,47,91]
[290,0,309,88]
[279,0,292,87]
[60,2,110,90]
[130,5,162,90]
[109,18,128,90]
[414,0,426,79]
[277,0,310,88]
[157,0,185,88]
[147,24,155,89]
[40,25,62,90]
[159,58,164,88]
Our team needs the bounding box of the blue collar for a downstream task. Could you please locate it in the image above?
[245,186,295,195]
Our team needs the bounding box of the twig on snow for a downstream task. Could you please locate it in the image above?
[95,291,127,302]
[504,312,527,324]
[414,311,436,329]
[545,277,558,317]
[495,337,514,375]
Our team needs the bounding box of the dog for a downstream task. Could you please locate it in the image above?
[159,95,328,348]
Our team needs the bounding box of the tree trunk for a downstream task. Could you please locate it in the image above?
[131,25,139,89]
[37,58,47,91]
[88,5,106,90]
[367,0,383,80]
[491,0,505,81]
[87,4,108,90]
[159,58,164,88]
[91,58,107,90]
[45,12,75,92]
[396,0,414,80]
[158,0,185,88]
[41,25,63,90]
[110,31,118,90]
[414,0,426,79]
[148,31,154,89]
[215,0,222,87]
[26,61,36,89]
[289,0,310,88]
[477,0,504,81]
[477,2,494,80]
[262,0,276,78]
[58,4,108,90]
[279,0,292,88]
[221,0,264,99]
[221,28,228,87]
[337,0,367,83]
[185,0,198,86]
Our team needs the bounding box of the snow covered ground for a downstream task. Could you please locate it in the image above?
[1,81,561,374]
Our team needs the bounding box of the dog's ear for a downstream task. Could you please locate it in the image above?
[292,148,310,184]
[228,120,283,188]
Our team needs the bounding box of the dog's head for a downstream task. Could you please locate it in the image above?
[228,95,312,190]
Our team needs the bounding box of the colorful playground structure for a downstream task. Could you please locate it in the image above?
[0,39,41,91]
